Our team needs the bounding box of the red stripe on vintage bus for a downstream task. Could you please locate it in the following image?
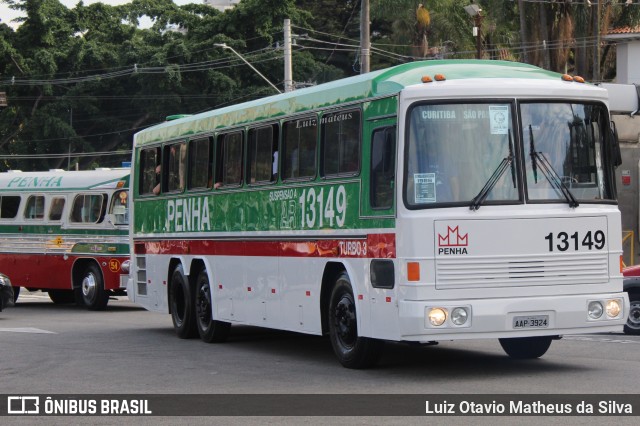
[136,233,396,259]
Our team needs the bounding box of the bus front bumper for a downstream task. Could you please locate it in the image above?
[397,292,629,342]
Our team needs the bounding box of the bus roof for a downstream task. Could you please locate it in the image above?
[0,169,130,192]
[133,60,564,146]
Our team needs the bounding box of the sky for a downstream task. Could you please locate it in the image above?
[0,0,197,29]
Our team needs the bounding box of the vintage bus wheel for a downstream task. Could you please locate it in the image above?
[499,336,553,359]
[624,292,640,335]
[169,264,197,339]
[48,290,75,304]
[12,287,20,303]
[328,274,383,369]
[195,269,230,343]
[80,263,109,311]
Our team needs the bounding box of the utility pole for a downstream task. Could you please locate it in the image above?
[284,19,293,92]
[593,1,601,81]
[360,0,370,73]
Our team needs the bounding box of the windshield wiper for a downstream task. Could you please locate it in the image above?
[528,124,579,208]
[470,131,516,211]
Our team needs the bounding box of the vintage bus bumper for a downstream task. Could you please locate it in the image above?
[397,292,629,341]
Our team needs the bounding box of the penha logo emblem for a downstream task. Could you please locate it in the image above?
[438,226,468,255]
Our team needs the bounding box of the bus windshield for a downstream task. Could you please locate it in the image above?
[406,102,519,207]
[521,102,614,203]
[405,101,615,208]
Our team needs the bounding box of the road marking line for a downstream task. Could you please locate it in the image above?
[564,335,640,344]
[0,327,56,334]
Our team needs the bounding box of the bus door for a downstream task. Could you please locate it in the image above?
[361,116,398,339]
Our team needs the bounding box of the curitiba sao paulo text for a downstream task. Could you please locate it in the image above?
[425,400,633,415]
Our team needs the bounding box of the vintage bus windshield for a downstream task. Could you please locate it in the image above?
[406,102,519,207]
[521,102,614,203]
[405,101,615,208]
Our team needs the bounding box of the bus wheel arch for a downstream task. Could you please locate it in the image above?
[327,271,383,369]
[72,259,108,310]
[168,260,197,339]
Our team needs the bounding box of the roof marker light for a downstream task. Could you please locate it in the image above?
[434,74,446,81]
[421,75,433,83]
[574,75,586,83]
[561,74,574,81]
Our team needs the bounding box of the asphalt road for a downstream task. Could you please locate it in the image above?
[1,291,639,425]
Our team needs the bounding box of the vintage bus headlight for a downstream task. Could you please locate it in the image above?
[588,301,603,319]
[428,308,447,326]
[451,307,469,326]
[605,299,621,318]
[121,260,130,274]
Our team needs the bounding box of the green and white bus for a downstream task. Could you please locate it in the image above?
[0,169,130,310]
[128,60,628,368]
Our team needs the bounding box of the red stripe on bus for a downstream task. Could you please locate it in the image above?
[135,233,396,259]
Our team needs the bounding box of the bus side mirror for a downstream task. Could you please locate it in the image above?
[611,121,622,168]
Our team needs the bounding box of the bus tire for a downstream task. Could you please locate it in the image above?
[328,273,383,369]
[195,269,230,343]
[624,291,640,335]
[79,263,109,311]
[12,286,20,303]
[499,336,553,359]
[48,290,76,304]
[169,264,197,339]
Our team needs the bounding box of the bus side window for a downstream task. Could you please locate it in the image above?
[140,147,161,195]
[49,197,66,221]
[282,116,317,180]
[370,126,396,209]
[322,109,361,176]
[24,195,45,220]
[71,194,106,224]
[0,195,21,219]
[215,131,243,188]
[110,190,129,225]
[165,142,187,193]
[188,137,213,190]
[247,124,278,184]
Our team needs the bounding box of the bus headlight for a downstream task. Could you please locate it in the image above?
[588,301,603,319]
[605,299,621,318]
[451,307,469,326]
[428,308,447,326]
[121,260,130,274]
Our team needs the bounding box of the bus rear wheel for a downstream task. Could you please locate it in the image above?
[169,264,197,339]
[195,269,230,343]
[78,263,109,311]
[48,290,75,304]
[328,273,383,369]
[499,336,553,359]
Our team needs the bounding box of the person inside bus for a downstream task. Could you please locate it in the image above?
[152,164,161,195]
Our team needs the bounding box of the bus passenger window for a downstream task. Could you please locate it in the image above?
[247,125,278,184]
[140,147,161,195]
[49,197,66,221]
[283,116,317,180]
[188,137,213,190]
[322,109,361,176]
[370,126,396,209]
[71,194,107,223]
[166,143,186,192]
[0,196,21,219]
[24,195,45,220]
[215,131,243,187]
[110,190,129,225]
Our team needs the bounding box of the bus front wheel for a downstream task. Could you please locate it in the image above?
[328,273,383,369]
[169,264,197,339]
[195,269,230,343]
[78,263,109,311]
[499,336,553,359]
[624,292,640,335]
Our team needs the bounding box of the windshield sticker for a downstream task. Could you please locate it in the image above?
[489,105,509,135]
[414,173,436,203]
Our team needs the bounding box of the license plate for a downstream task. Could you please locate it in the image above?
[513,315,549,329]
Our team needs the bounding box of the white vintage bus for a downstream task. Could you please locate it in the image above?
[128,60,628,368]
[0,169,130,310]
